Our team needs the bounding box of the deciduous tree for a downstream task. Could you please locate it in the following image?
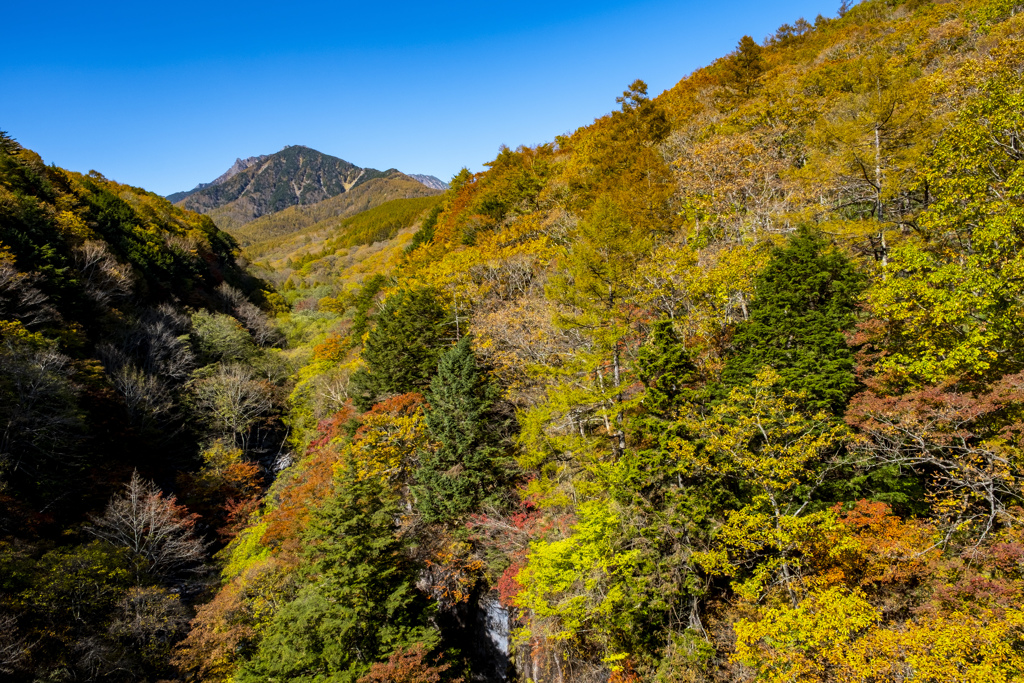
[189,363,274,451]
[88,471,207,581]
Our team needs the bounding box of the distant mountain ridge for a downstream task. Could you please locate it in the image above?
[166,146,448,231]
[166,154,270,204]
[408,174,448,190]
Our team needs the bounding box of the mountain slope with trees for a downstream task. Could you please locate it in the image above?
[232,173,440,249]
[0,132,295,681]
[176,145,393,231]
[195,1,1024,681]
[8,0,1024,681]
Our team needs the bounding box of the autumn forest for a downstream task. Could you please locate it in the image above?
[4,0,1024,681]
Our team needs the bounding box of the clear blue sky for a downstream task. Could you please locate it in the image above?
[2,0,841,196]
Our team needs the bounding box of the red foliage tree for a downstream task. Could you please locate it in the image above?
[357,643,462,683]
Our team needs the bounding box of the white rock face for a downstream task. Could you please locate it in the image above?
[409,174,449,191]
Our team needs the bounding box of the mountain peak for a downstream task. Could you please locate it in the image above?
[166,147,447,230]
[165,153,270,204]
[210,154,270,187]
[167,146,370,231]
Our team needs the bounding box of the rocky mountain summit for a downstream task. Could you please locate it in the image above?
[166,146,447,232]
[166,154,271,204]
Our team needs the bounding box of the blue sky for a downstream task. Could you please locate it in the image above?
[2,0,840,196]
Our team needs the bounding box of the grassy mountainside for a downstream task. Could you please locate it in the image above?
[232,172,440,249]
[177,145,390,231]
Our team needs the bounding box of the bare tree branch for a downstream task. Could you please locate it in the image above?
[88,471,208,580]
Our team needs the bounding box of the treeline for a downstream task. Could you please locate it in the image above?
[196,1,1024,682]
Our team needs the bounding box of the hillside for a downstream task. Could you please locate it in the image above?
[185,1,1024,682]
[231,171,441,248]
[175,145,391,231]
[8,0,1024,682]
[246,194,444,288]
[0,131,297,681]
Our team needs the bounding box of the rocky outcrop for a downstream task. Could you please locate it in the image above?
[408,174,449,191]
[165,154,270,204]
[208,154,270,187]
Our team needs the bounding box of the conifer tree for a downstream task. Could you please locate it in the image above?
[236,466,437,683]
[613,79,670,145]
[413,336,507,526]
[347,273,387,346]
[350,287,452,410]
[636,319,699,422]
[723,36,766,99]
[720,226,864,412]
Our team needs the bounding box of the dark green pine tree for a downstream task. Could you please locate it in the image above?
[636,319,700,422]
[720,226,865,413]
[632,319,705,497]
[414,336,509,526]
[347,273,387,346]
[236,466,437,683]
[350,287,453,410]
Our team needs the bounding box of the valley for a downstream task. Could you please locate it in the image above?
[3,1,1024,681]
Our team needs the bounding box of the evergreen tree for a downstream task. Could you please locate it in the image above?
[350,287,452,411]
[236,466,437,683]
[413,336,508,526]
[612,79,671,145]
[636,319,700,422]
[720,226,865,413]
[348,273,387,346]
[723,36,766,100]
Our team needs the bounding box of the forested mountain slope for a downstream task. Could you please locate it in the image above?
[188,0,1024,681]
[0,133,294,680]
[230,172,440,248]
[7,0,1024,681]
